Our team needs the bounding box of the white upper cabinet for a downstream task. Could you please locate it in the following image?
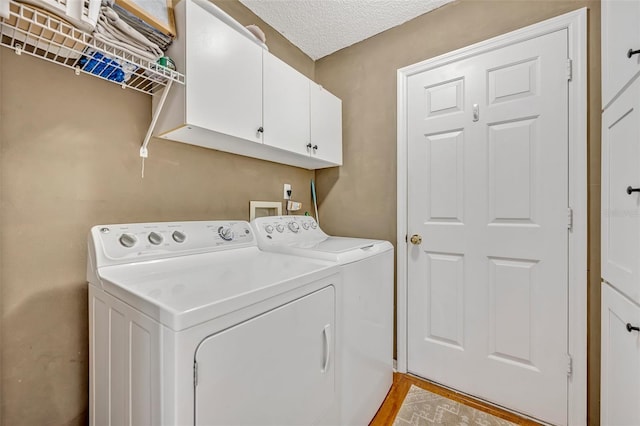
[155,0,263,144]
[185,0,262,143]
[602,76,640,304]
[602,0,640,108]
[263,53,311,156]
[310,83,343,166]
[153,0,342,170]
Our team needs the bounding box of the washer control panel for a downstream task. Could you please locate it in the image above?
[252,216,324,244]
[92,221,255,261]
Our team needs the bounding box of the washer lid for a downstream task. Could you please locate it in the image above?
[95,247,338,331]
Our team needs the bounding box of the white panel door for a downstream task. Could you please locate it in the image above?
[194,286,335,426]
[407,30,569,424]
[310,83,343,165]
[263,53,311,156]
[185,0,263,143]
[601,282,640,426]
[602,0,640,108]
[602,76,640,304]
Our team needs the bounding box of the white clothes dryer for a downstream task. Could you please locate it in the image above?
[87,220,341,426]
[251,215,394,426]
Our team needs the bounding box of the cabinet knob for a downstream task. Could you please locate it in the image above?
[628,49,640,58]
[312,145,318,151]
[627,186,640,195]
[627,323,640,333]
[257,126,264,136]
[306,143,312,150]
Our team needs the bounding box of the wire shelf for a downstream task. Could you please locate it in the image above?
[0,0,184,95]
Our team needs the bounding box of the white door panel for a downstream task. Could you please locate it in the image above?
[310,83,343,165]
[602,0,640,107]
[185,1,263,142]
[194,287,335,426]
[601,282,640,426]
[263,53,311,156]
[407,29,569,425]
[602,76,640,304]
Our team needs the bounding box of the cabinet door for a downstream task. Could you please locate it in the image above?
[263,53,310,156]
[601,283,640,426]
[185,0,263,143]
[194,286,335,426]
[602,0,640,108]
[602,77,640,303]
[310,83,343,165]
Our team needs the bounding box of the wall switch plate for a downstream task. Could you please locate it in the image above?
[283,184,291,199]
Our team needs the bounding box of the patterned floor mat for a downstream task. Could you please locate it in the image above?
[393,385,518,426]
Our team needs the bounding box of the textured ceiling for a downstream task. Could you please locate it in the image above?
[238,0,456,60]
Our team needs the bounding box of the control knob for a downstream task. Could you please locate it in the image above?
[148,232,163,245]
[218,226,234,241]
[264,225,274,234]
[288,222,300,233]
[301,222,310,230]
[119,233,137,248]
[310,221,318,229]
[172,230,187,243]
[275,224,285,233]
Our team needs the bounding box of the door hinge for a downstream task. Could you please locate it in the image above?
[567,207,573,231]
[405,234,408,243]
[566,354,573,377]
[567,58,573,81]
[194,361,198,387]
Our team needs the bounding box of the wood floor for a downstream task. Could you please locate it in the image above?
[369,373,542,425]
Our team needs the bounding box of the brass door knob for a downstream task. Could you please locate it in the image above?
[410,234,422,245]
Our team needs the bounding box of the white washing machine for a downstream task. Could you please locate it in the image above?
[251,215,394,426]
[87,220,341,426]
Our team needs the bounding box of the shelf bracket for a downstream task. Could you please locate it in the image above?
[140,79,174,159]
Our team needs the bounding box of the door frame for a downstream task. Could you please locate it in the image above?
[396,8,587,425]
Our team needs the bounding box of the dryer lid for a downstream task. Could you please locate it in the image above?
[287,236,382,253]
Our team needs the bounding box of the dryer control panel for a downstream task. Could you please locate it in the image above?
[90,221,255,266]
[252,216,326,245]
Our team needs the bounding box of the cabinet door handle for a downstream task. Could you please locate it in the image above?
[257,126,264,136]
[627,323,640,333]
[312,145,318,151]
[628,49,640,58]
[627,186,640,195]
[306,143,312,150]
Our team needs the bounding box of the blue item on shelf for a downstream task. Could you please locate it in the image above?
[79,51,125,82]
[79,49,138,83]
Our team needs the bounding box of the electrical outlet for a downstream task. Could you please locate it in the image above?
[283,184,291,200]
[287,201,302,211]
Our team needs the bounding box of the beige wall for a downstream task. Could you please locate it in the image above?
[314,1,601,424]
[0,1,315,424]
